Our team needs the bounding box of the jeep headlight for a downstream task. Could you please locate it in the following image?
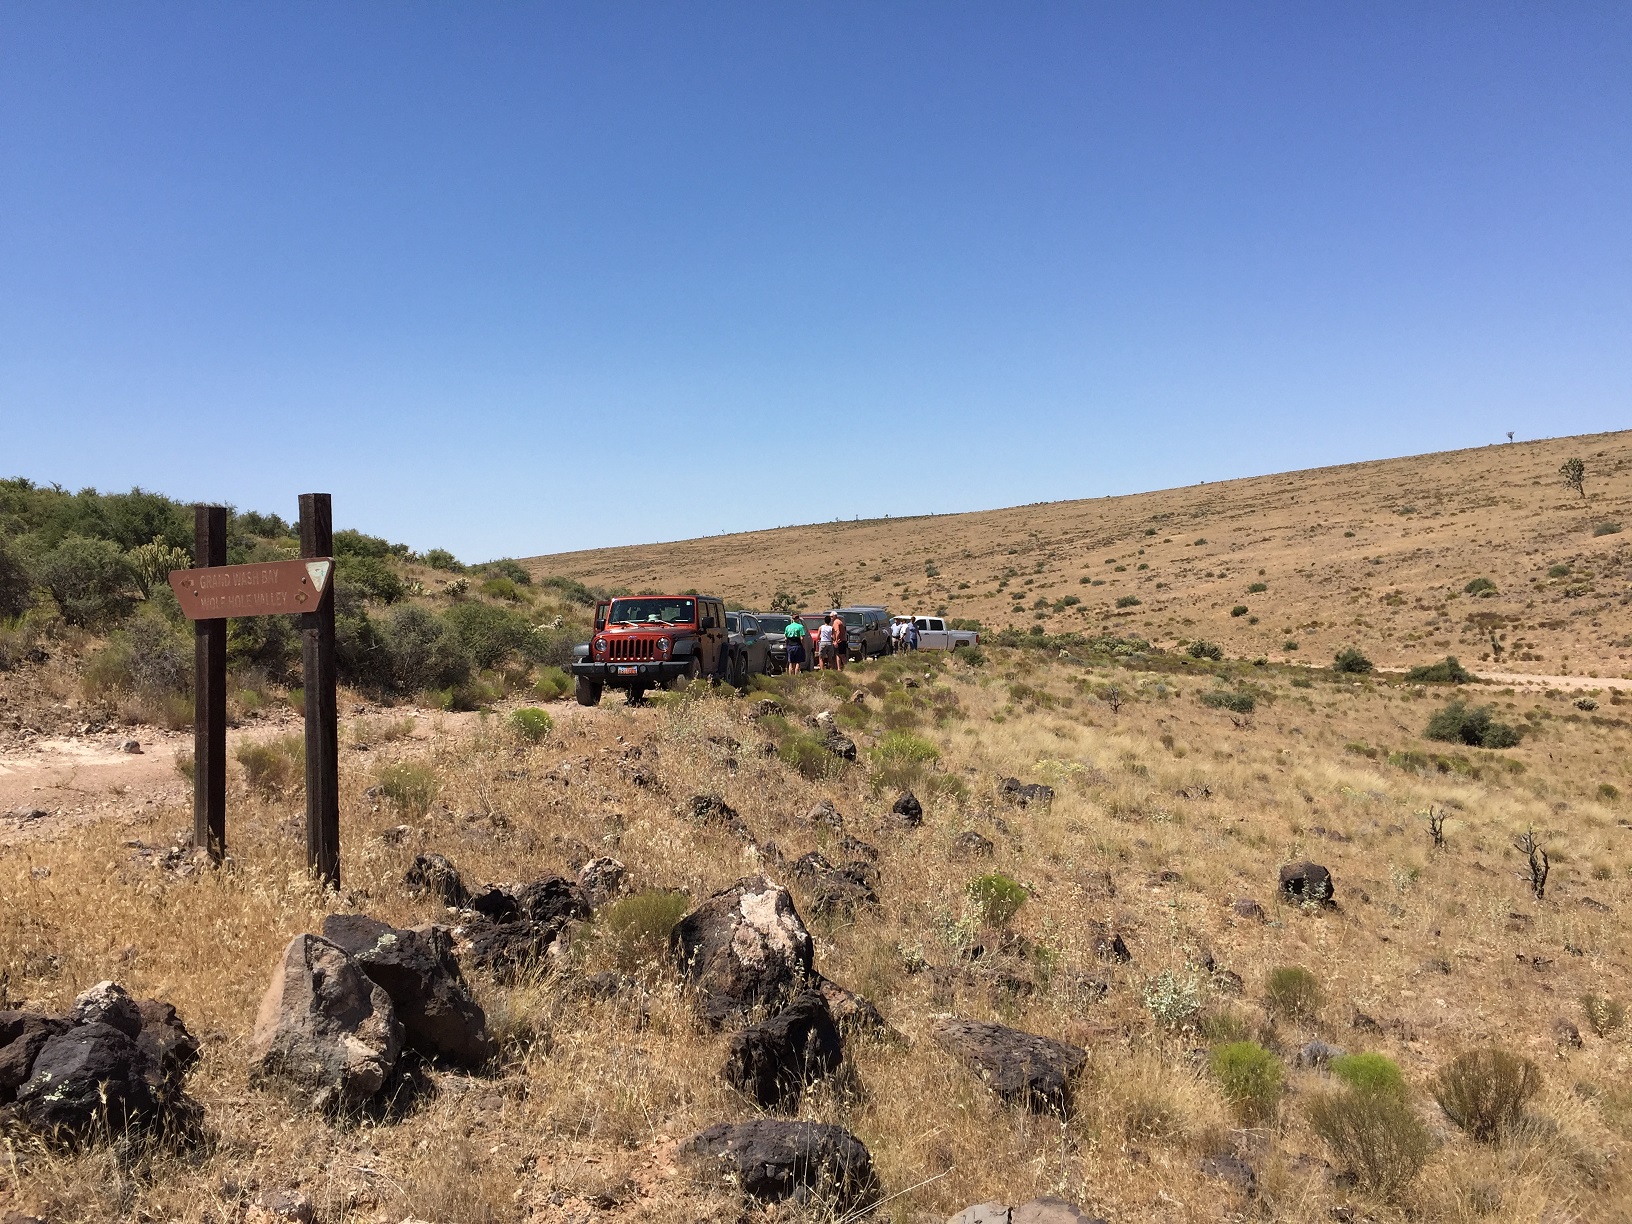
[593,636,608,659]
[656,637,671,657]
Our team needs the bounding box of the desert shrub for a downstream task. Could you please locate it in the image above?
[1143,969,1203,1030]
[1547,563,1571,578]
[1432,1047,1540,1142]
[1425,700,1522,749]
[0,537,34,618]
[1247,582,1268,593]
[1307,1086,1432,1197]
[337,554,406,604]
[1598,782,1620,801]
[1265,965,1323,1020]
[235,734,305,797]
[1333,647,1374,674]
[36,534,133,627]
[443,600,538,669]
[1464,577,1497,596]
[596,889,691,972]
[1406,656,1474,684]
[1230,605,1248,617]
[967,872,1028,928]
[539,575,595,605]
[1199,689,1255,714]
[174,750,194,783]
[480,576,526,602]
[533,666,572,701]
[1581,994,1625,1038]
[377,761,440,817]
[1593,521,1622,537]
[377,604,473,695]
[125,535,192,599]
[481,558,532,585]
[1115,595,1142,608]
[83,609,192,725]
[1210,1041,1282,1122]
[870,730,940,791]
[421,548,463,571]
[779,731,841,781]
[955,646,986,668]
[1330,1053,1406,1097]
[509,707,553,742]
[1187,640,1223,660]
[333,528,397,559]
[227,613,302,684]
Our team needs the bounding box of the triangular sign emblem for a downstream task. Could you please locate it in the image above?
[306,560,332,592]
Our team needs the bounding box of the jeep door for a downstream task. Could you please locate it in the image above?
[699,600,727,676]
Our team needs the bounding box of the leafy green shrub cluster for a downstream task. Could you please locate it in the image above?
[1246,581,1268,593]
[1333,646,1374,674]
[1115,595,1142,608]
[1330,1053,1407,1097]
[1210,1041,1282,1121]
[236,734,305,797]
[83,609,192,723]
[533,667,573,701]
[1592,521,1622,537]
[1406,656,1474,684]
[1425,701,1522,749]
[870,730,940,791]
[1187,640,1223,660]
[1199,689,1255,714]
[596,890,691,972]
[1432,1047,1540,1142]
[1464,577,1497,596]
[1230,605,1248,617]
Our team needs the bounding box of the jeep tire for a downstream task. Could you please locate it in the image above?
[671,657,702,690]
[731,650,749,689]
[575,676,603,707]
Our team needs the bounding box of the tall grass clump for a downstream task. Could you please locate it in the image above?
[1265,965,1323,1020]
[967,872,1028,928]
[1199,689,1255,714]
[509,707,554,742]
[1580,994,1625,1039]
[596,889,691,973]
[235,734,305,797]
[533,666,573,701]
[1432,1047,1540,1142]
[377,761,440,817]
[1308,1052,1431,1197]
[1210,1041,1282,1122]
[870,730,939,791]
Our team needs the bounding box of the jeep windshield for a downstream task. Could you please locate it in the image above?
[756,615,792,634]
[607,597,695,626]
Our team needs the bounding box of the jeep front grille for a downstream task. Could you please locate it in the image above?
[608,637,657,662]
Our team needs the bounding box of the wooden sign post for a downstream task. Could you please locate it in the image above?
[169,494,340,887]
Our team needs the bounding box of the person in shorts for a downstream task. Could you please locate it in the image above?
[817,614,837,670]
[831,611,849,670]
[784,616,808,673]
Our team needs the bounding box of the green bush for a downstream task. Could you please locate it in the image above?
[1333,647,1374,674]
[481,558,532,585]
[421,548,463,572]
[1187,640,1223,660]
[1330,1053,1407,1098]
[956,646,987,668]
[0,537,31,619]
[377,761,440,817]
[1432,1047,1540,1142]
[1210,1041,1282,1122]
[1265,965,1323,1020]
[1547,563,1571,578]
[509,707,553,742]
[36,534,134,627]
[1308,1086,1432,1197]
[1425,701,1522,749]
[337,554,406,604]
[870,730,940,791]
[779,731,841,781]
[1230,605,1248,617]
[967,872,1028,928]
[540,575,596,606]
[1593,521,1622,537]
[378,604,473,695]
[235,734,305,797]
[534,666,572,701]
[333,528,397,559]
[596,889,691,972]
[1406,656,1474,684]
[1464,577,1497,596]
[443,600,539,669]
[480,576,526,602]
[1115,595,1142,608]
[1199,689,1255,714]
[1246,582,1268,593]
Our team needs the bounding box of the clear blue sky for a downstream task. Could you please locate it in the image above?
[4,3,1628,562]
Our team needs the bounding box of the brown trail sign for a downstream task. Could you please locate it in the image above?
[175,494,342,887]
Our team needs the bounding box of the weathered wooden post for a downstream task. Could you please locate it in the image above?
[192,505,228,862]
[299,493,341,888]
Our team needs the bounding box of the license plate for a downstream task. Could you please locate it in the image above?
[616,666,638,675]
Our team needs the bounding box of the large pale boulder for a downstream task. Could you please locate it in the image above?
[670,876,815,1027]
[250,934,402,1111]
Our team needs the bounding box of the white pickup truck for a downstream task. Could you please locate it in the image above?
[894,615,980,650]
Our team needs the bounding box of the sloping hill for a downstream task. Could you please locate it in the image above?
[526,431,1632,678]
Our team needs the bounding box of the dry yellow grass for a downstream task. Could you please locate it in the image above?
[5,641,1632,1223]
[523,429,1632,679]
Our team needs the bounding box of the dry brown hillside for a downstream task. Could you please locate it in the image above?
[526,431,1632,678]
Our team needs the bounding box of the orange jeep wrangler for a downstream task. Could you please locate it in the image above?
[570,594,731,705]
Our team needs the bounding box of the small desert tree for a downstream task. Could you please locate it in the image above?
[1559,456,1586,498]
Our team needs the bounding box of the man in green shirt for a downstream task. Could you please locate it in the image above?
[783,617,808,674]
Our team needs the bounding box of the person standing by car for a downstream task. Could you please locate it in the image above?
[904,618,920,651]
[831,611,849,670]
[890,617,906,654]
[817,614,837,670]
[784,616,808,673]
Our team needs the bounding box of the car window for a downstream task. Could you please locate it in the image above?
[930,619,945,631]
[608,597,695,625]
[725,614,739,632]
[743,616,758,634]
